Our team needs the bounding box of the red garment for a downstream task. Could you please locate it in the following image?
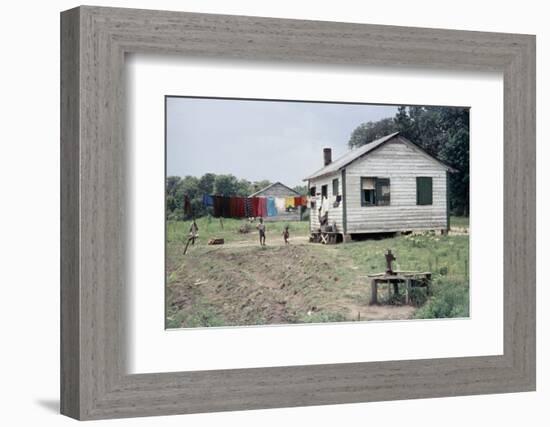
[236,197,245,218]
[256,197,267,218]
[294,196,302,207]
[251,197,259,217]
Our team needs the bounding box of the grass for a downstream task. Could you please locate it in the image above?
[167,217,310,245]
[450,215,469,229]
[166,217,469,327]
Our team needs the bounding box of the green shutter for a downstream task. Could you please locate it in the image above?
[417,177,433,205]
[332,178,339,196]
[376,178,390,206]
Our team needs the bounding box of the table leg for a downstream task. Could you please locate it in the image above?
[370,279,378,305]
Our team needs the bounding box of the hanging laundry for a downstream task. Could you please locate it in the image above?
[212,195,223,217]
[245,197,253,217]
[320,196,330,217]
[258,197,268,218]
[184,195,192,215]
[275,197,286,212]
[285,196,295,209]
[236,197,246,218]
[202,194,214,207]
[267,197,278,217]
[222,196,231,218]
[251,197,260,217]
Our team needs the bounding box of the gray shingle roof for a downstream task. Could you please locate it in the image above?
[303,132,400,181]
[249,181,300,197]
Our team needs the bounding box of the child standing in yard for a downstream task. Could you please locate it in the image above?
[257,217,266,246]
[282,225,290,245]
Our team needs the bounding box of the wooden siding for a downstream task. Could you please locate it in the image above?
[344,137,448,233]
[309,172,344,233]
[251,182,299,197]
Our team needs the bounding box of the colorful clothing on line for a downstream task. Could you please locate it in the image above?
[184,195,192,215]
[285,196,295,208]
[202,194,214,207]
[245,197,253,217]
[257,197,268,218]
[275,197,286,212]
[266,197,277,217]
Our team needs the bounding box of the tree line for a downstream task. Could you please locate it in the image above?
[166,173,307,220]
[349,106,469,216]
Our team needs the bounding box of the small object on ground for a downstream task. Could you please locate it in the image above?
[239,222,251,234]
[208,238,225,245]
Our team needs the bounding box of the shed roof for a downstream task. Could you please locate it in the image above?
[303,132,454,181]
[249,181,300,197]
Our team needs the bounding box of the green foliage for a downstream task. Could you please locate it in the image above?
[348,105,470,215]
[297,311,347,324]
[292,184,308,195]
[348,117,397,148]
[414,278,469,319]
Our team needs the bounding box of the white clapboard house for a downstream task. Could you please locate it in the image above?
[304,132,454,241]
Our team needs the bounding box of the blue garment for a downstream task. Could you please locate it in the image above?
[202,194,214,207]
[267,197,278,217]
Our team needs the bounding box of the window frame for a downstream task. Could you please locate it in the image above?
[361,177,390,207]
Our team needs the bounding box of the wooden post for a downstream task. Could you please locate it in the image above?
[387,280,392,301]
[370,279,378,305]
[405,279,412,304]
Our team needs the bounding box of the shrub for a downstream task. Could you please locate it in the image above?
[415,279,469,319]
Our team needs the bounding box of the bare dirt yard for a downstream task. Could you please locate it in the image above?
[166,217,469,328]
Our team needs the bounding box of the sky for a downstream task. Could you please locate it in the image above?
[166,97,398,188]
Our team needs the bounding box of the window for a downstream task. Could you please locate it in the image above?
[416,177,433,205]
[321,184,328,198]
[309,186,316,197]
[361,177,390,206]
[332,178,339,196]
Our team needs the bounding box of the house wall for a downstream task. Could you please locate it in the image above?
[344,137,448,233]
[253,182,299,198]
[309,172,344,233]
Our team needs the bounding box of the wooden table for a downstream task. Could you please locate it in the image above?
[367,271,431,305]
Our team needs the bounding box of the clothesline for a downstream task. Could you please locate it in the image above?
[202,194,308,218]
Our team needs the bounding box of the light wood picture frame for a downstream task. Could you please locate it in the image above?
[60,5,536,420]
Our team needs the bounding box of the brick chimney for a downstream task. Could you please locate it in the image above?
[323,148,332,166]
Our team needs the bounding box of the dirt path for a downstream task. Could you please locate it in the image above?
[221,235,310,248]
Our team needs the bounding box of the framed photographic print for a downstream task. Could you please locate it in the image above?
[61,6,536,420]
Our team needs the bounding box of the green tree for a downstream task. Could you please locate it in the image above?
[198,173,216,195]
[251,180,272,194]
[213,174,240,196]
[293,185,308,195]
[348,117,397,148]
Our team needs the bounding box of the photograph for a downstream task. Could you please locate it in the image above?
[165,96,470,329]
